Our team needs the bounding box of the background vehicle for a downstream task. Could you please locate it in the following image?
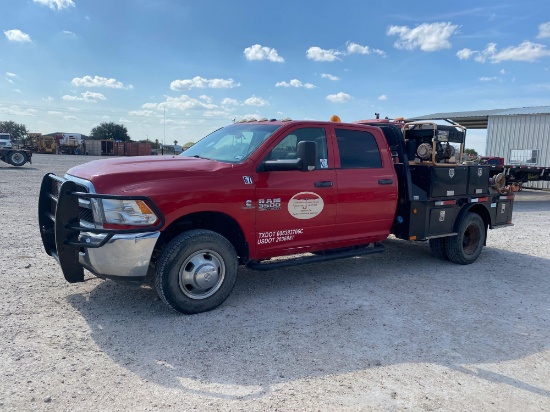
[0,132,32,166]
[39,117,514,314]
[479,156,550,191]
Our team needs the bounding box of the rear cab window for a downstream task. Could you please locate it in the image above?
[334,128,382,169]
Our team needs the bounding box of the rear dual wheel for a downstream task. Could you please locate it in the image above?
[445,213,486,265]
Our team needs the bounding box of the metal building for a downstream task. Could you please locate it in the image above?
[409,106,550,189]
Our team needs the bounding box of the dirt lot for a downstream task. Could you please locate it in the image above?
[1,154,549,411]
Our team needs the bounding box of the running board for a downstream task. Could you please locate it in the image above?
[247,243,385,271]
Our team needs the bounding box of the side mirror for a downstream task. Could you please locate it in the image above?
[258,140,317,172]
[296,141,317,171]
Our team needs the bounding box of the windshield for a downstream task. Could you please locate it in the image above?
[181,123,281,163]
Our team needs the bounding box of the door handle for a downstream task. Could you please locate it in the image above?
[378,179,393,185]
[314,181,333,187]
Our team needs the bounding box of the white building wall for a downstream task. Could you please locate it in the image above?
[486,114,550,189]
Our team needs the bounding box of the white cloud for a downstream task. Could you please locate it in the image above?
[5,72,17,83]
[345,42,386,57]
[387,22,458,51]
[62,91,106,102]
[537,22,550,39]
[0,105,36,116]
[456,48,474,60]
[243,44,284,63]
[275,79,315,89]
[500,69,506,75]
[47,111,63,115]
[170,76,240,91]
[43,96,54,102]
[199,95,212,103]
[244,96,269,106]
[81,91,106,102]
[378,95,388,101]
[457,41,550,63]
[128,110,156,117]
[372,49,387,57]
[321,73,340,81]
[221,98,239,106]
[347,42,370,54]
[479,76,497,81]
[326,92,352,103]
[203,110,232,118]
[71,75,131,89]
[143,95,217,112]
[475,43,497,62]
[491,41,550,63]
[62,30,75,36]
[33,0,75,11]
[4,29,32,43]
[306,46,341,62]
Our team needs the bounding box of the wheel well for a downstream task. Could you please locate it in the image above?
[156,212,248,264]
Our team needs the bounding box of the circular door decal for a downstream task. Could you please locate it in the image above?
[288,192,324,220]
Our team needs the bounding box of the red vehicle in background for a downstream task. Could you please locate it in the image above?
[39,117,514,314]
[479,156,505,166]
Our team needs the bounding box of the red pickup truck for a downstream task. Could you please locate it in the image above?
[39,118,514,314]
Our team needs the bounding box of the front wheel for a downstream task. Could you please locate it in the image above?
[445,213,486,265]
[8,151,27,166]
[155,229,238,314]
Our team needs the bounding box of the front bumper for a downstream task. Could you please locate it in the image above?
[78,231,160,280]
[38,173,164,283]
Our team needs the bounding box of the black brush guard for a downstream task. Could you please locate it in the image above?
[38,173,164,283]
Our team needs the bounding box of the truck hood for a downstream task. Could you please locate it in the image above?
[67,155,238,194]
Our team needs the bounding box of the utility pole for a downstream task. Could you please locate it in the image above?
[163,107,166,155]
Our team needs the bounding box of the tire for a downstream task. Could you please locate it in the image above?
[8,151,27,167]
[445,213,486,265]
[155,229,238,314]
[429,237,448,260]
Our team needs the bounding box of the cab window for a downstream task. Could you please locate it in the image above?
[267,127,328,169]
[335,129,381,169]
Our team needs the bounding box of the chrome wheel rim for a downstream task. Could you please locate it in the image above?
[178,249,225,299]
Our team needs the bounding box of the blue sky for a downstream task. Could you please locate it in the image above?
[2,0,550,154]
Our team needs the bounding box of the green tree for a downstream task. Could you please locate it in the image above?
[173,140,178,146]
[464,148,478,157]
[90,122,130,141]
[0,121,28,141]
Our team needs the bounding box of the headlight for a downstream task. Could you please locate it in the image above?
[99,199,158,226]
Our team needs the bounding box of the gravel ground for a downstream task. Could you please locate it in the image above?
[1,154,549,411]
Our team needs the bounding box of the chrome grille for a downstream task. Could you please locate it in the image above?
[50,176,95,226]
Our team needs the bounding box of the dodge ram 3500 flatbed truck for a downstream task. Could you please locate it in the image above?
[39,118,514,314]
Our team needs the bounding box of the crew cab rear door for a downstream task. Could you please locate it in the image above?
[254,125,336,258]
[332,125,398,243]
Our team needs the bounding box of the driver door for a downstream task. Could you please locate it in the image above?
[254,126,337,258]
